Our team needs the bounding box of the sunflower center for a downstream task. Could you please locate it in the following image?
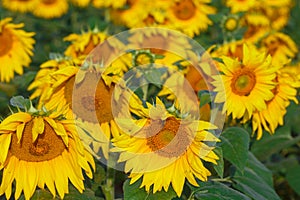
[0,28,13,56]
[173,0,196,20]
[65,72,114,124]
[231,69,256,96]
[10,120,66,162]
[146,117,190,157]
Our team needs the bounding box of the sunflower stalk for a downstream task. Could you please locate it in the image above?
[102,153,117,200]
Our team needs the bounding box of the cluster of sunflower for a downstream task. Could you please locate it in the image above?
[1,0,300,199]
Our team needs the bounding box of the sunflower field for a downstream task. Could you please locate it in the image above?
[1,0,300,200]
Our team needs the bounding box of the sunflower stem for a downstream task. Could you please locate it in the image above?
[102,154,116,200]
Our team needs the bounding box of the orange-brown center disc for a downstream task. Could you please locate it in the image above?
[10,120,66,162]
[0,28,13,56]
[65,72,114,124]
[231,68,256,96]
[173,0,196,20]
[146,117,191,157]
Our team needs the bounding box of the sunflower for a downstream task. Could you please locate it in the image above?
[0,102,95,200]
[166,0,216,37]
[70,0,91,7]
[210,39,244,61]
[27,55,84,104]
[260,32,298,66]
[111,97,219,197]
[109,0,149,28]
[0,18,35,82]
[126,28,191,68]
[32,0,69,19]
[44,62,123,159]
[251,67,300,139]
[225,0,258,13]
[263,0,293,30]
[63,28,124,61]
[92,0,127,8]
[212,44,277,119]
[2,0,38,13]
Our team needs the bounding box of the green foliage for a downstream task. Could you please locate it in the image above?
[219,127,250,172]
[123,179,177,200]
[191,181,250,200]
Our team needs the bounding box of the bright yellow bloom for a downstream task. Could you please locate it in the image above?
[226,0,258,13]
[252,67,300,139]
[260,32,298,66]
[64,28,124,60]
[166,0,216,37]
[92,0,126,8]
[109,0,149,28]
[2,0,38,13]
[32,0,69,19]
[0,18,35,82]
[0,107,95,200]
[210,39,244,61]
[212,44,277,119]
[112,97,219,197]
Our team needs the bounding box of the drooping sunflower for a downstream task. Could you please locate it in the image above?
[0,103,95,200]
[212,44,277,119]
[251,67,300,139]
[260,32,298,66]
[28,55,84,104]
[44,62,123,159]
[2,0,38,13]
[166,0,216,37]
[32,0,69,19]
[111,97,219,197]
[0,18,35,82]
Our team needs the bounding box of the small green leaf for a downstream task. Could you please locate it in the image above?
[123,179,177,200]
[198,90,212,108]
[191,181,250,200]
[213,147,224,178]
[219,127,250,172]
[286,165,300,195]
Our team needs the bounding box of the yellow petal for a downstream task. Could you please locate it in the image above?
[0,134,12,165]
[32,117,45,142]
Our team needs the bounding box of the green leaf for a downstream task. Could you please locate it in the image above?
[232,152,280,200]
[191,181,250,200]
[245,152,273,186]
[286,165,300,195]
[285,101,300,135]
[123,179,177,200]
[251,126,295,161]
[213,147,224,178]
[64,187,100,200]
[198,90,212,108]
[219,127,250,171]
